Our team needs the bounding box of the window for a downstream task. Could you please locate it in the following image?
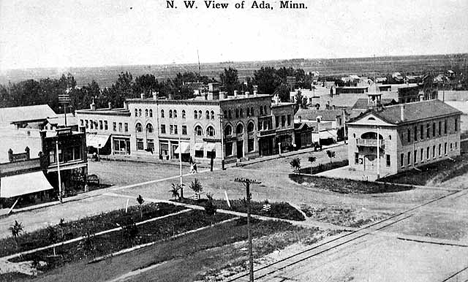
[247,122,254,133]
[199,110,202,119]
[173,110,177,118]
[251,107,254,116]
[99,120,103,130]
[104,121,108,130]
[420,124,424,140]
[195,125,203,136]
[225,125,232,136]
[146,123,154,133]
[226,142,233,156]
[444,142,447,155]
[407,152,411,165]
[138,109,142,117]
[276,116,279,128]
[118,123,122,132]
[194,110,198,119]
[248,139,254,152]
[174,125,178,135]
[355,153,359,164]
[182,125,187,135]
[433,145,436,158]
[439,121,442,136]
[427,147,430,159]
[287,115,291,126]
[182,110,186,119]
[236,109,239,118]
[400,154,404,167]
[264,106,267,114]
[281,116,286,127]
[414,126,417,141]
[444,120,447,134]
[414,150,417,163]
[224,110,227,119]
[455,142,458,149]
[85,120,89,128]
[161,110,165,118]
[438,144,442,156]
[433,122,436,137]
[136,138,144,150]
[207,150,216,159]
[455,118,458,132]
[80,119,84,127]
[240,109,243,118]
[170,125,174,134]
[427,124,430,138]
[124,123,128,132]
[407,129,411,143]
[113,122,116,131]
[169,110,172,118]
[147,139,154,152]
[211,111,215,120]
[90,120,94,129]
[228,110,232,119]
[421,148,424,161]
[149,109,153,117]
[161,124,166,134]
[195,149,204,158]
[207,126,215,137]
[246,108,250,117]
[135,109,138,117]
[145,109,148,117]
[206,110,210,119]
[136,123,142,133]
[236,124,244,134]
[386,155,391,167]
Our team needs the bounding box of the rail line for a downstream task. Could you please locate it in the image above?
[226,188,467,282]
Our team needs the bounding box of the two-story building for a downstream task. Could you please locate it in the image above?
[347,99,461,178]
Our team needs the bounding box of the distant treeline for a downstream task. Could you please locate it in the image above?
[0,66,316,112]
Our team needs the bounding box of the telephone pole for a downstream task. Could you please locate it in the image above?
[234,177,261,282]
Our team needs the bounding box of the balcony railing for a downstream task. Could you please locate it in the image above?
[356,138,385,147]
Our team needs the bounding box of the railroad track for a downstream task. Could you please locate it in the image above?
[226,188,468,282]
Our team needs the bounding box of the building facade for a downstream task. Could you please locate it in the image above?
[347,100,461,177]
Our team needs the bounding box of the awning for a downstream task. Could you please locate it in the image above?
[206,143,216,151]
[194,143,204,151]
[86,134,110,148]
[1,171,53,198]
[174,142,190,154]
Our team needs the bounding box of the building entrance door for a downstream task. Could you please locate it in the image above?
[237,141,243,159]
[364,154,377,171]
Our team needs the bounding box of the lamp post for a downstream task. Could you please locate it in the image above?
[55,140,63,203]
[234,178,261,282]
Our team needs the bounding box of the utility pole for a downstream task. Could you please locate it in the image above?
[56,140,63,203]
[219,113,225,170]
[234,177,261,282]
[179,131,184,199]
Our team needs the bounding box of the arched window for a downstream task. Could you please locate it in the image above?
[206,110,210,119]
[149,109,153,117]
[211,110,215,120]
[198,110,202,119]
[161,109,165,118]
[135,109,138,117]
[174,110,177,118]
[194,110,198,119]
[145,109,148,117]
[146,123,154,133]
[136,123,143,133]
[225,125,232,136]
[169,110,173,118]
[247,122,254,133]
[236,123,244,134]
[207,126,215,137]
[182,110,186,119]
[138,109,142,117]
[195,125,203,136]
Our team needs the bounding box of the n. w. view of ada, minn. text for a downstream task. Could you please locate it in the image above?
[166,0,307,10]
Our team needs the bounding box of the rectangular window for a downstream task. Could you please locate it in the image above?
[444,142,447,155]
[170,125,173,134]
[195,150,204,158]
[444,120,447,134]
[104,121,108,130]
[281,116,286,127]
[450,143,453,151]
[248,139,254,152]
[407,152,411,165]
[439,121,442,136]
[433,122,436,137]
[287,115,291,126]
[119,123,122,132]
[136,138,144,150]
[414,126,417,141]
[125,123,128,132]
[207,150,216,159]
[147,139,154,152]
[455,118,458,132]
[276,116,280,128]
[420,148,424,161]
[85,120,89,129]
[455,142,458,149]
[99,120,103,130]
[400,153,404,167]
[174,125,178,135]
[439,144,442,156]
[161,124,166,134]
[386,154,390,167]
[113,122,117,132]
[414,150,417,163]
[433,145,436,158]
[355,153,359,164]
[182,125,187,135]
[407,129,411,143]
[420,125,424,140]
[80,119,84,126]
[427,147,430,159]
[226,142,233,156]
[427,124,430,138]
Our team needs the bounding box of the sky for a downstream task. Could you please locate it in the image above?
[0,0,467,70]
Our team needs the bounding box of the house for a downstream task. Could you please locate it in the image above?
[347,100,461,178]
[0,104,57,129]
[295,108,347,144]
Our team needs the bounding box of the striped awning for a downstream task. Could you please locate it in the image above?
[206,143,216,151]
[194,143,204,150]
[175,142,190,154]
[86,134,110,148]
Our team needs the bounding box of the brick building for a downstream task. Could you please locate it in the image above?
[347,100,461,178]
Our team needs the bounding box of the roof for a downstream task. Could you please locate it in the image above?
[352,98,396,110]
[296,109,343,121]
[352,100,462,125]
[0,105,57,124]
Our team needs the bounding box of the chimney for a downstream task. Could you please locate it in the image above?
[234,90,238,98]
[140,93,145,99]
[400,104,405,121]
[152,91,158,101]
[123,101,128,110]
[90,102,96,111]
[108,102,112,109]
[253,85,258,96]
[245,91,250,97]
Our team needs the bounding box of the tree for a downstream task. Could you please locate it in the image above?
[275,84,291,102]
[136,195,145,219]
[253,66,281,94]
[326,150,336,163]
[9,220,23,249]
[189,178,203,200]
[204,193,217,216]
[133,74,159,96]
[290,158,301,173]
[219,67,239,95]
[308,156,316,164]
[169,183,181,201]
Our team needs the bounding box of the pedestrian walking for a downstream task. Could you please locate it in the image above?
[193,163,198,173]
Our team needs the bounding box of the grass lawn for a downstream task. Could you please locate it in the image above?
[299,160,349,175]
[290,174,413,194]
